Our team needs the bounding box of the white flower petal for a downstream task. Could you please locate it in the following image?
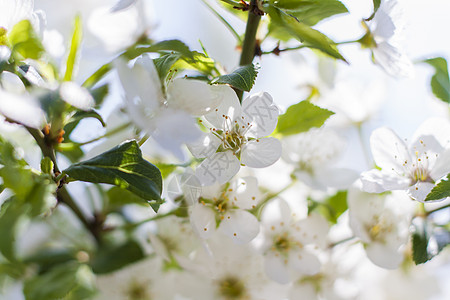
[187,132,221,159]
[373,41,414,78]
[0,46,11,61]
[241,137,281,168]
[407,181,438,203]
[195,151,240,185]
[370,127,410,173]
[167,79,225,116]
[204,87,241,128]
[365,242,403,269]
[360,169,410,193]
[220,210,259,244]
[430,148,450,181]
[59,81,95,111]
[230,176,261,209]
[241,92,279,137]
[88,5,143,52]
[115,57,162,112]
[289,250,321,276]
[152,108,202,160]
[190,204,216,239]
[264,252,290,284]
[261,199,292,229]
[289,283,318,300]
[0,71,25,93]
[295,214,329,248]
[0,89,45,128]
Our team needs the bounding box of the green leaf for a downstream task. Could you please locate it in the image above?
[412,218,431,265]
[154,53,182,83]
[90,84,109,106]
[423,57,450,104]
[82,62,112,89]
[124,39,194,60]
[324,190,348,224]
[210,64,258,92]
[23,262,96,300]
[90,240,145,274]
[0,200,30,262]
[64,110,106,138]
[64,15,83,81]
[64,141,163,208]
[266,5,346,61]
[425,174,450,201]
[8,20,45,60]
[276,100,334,136]
[174,51,217,76]
[154,162,178,179]
[365,0,381,21]
[271,0,348,26]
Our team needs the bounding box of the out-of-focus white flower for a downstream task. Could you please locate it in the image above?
[176,233,287,300]
[0,0,44,33]
[317,79,385,127]
[88,0,147,53]
[348,182,414,269]
[148,215,200,261]
[96,257,180,300]
[259,199,328,284]
[0,87,45,128]
[189,90,281,185]
[59,81,95,111]
[116,56,225,159]
[0,45,11,61]
[363,0,414,77]
[282,128,358,190]
[188,176,261,244]
[360,118,450,203]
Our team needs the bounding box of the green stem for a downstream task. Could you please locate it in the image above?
[261,44,307,55]
[236,0,262,101]
[202,0,242,43]
[26,127,102,243]
[138,134,150,147]
[328,236,356,248]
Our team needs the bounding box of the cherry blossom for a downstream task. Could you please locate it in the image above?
[362,0,413,77]
[360,118,450,203]
[348,182,414,269]
[188,176,261,244]
[189,89,281,185]
[282,128,358,190]
[259,199,329,284]
[116,56,227,159]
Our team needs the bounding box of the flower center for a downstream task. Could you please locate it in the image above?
[367,215,393,243]
[217,276,246,299]
[209,114,253,156]
[272,231,301,255]
[125,280,151,300]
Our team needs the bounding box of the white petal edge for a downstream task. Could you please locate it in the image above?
[241,137,281,168]
[370,127,410,173]
[241,92,279,137]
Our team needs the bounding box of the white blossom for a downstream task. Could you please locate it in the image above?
[365,0,414,77]
[282,128,358,190]
[116,56,226,159]
[348,182,414,269]
[189,89,281,185]
[176,233,287,300]
[360,118,450,203]
[188,176,261,244]
[259,199,328,284]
